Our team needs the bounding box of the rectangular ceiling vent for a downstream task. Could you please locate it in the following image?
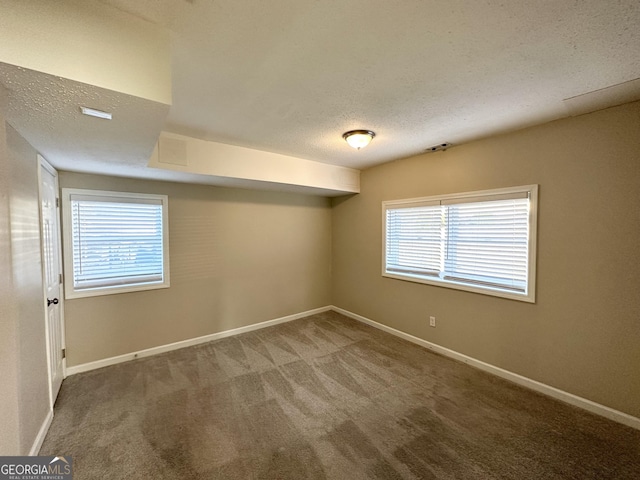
[424,143,451,153]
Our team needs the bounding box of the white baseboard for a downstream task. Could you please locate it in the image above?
[331,305,640,431]
[66,306,332,376]
[29,409,53,456]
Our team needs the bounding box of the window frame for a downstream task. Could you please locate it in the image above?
[382,185,538,303]
[61,188,170,299]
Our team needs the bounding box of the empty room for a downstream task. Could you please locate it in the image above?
[1,0,639,478]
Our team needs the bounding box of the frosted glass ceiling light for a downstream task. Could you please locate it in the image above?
[343,130,375,150]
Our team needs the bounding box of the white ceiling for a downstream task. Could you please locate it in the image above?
[96,0,640,169]
[1,0,639,192]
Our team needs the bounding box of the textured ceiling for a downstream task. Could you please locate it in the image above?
[0,63,169,180]
[98,0,640,169]
[0,63,355,195]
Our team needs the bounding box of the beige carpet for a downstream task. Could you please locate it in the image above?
[40,311,640,479]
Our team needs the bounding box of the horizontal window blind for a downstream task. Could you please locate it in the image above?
[70,195,165,290]
[383,186,536,301]
[386,205,443,277]
[444,198,529,292]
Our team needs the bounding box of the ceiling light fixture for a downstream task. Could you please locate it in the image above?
[80,106,112,120]
[343,130,375,150]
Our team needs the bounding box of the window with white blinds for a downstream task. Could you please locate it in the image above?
[383,185,537,302]
[385,202,444,278]
[62,189,170,298]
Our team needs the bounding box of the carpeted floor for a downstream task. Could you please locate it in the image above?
[40,311,640,479]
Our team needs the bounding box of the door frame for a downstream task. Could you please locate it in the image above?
[37,154,66,409]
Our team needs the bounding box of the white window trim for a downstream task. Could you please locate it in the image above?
[382,185,538,303]
[61,188,170,299]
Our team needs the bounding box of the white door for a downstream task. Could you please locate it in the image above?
[38,156,64,406]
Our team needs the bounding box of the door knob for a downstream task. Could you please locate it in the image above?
[47,298,59,307]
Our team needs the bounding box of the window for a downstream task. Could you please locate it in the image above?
[61,189,170,299]
[383,185,537,302]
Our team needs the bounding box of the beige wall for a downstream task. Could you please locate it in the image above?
[59,172,332,366]
[332,100,640,418]
[0,107,21,454]
[0,0,171,104]
[0,113,50,454]
[7,125,50,454]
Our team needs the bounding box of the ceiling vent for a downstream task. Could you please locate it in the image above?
[424,143,451,153]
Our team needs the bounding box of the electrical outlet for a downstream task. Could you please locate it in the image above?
[429,316,436,327]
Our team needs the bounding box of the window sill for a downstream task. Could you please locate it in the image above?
[64,281,170,300]
[382,271,535,303]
